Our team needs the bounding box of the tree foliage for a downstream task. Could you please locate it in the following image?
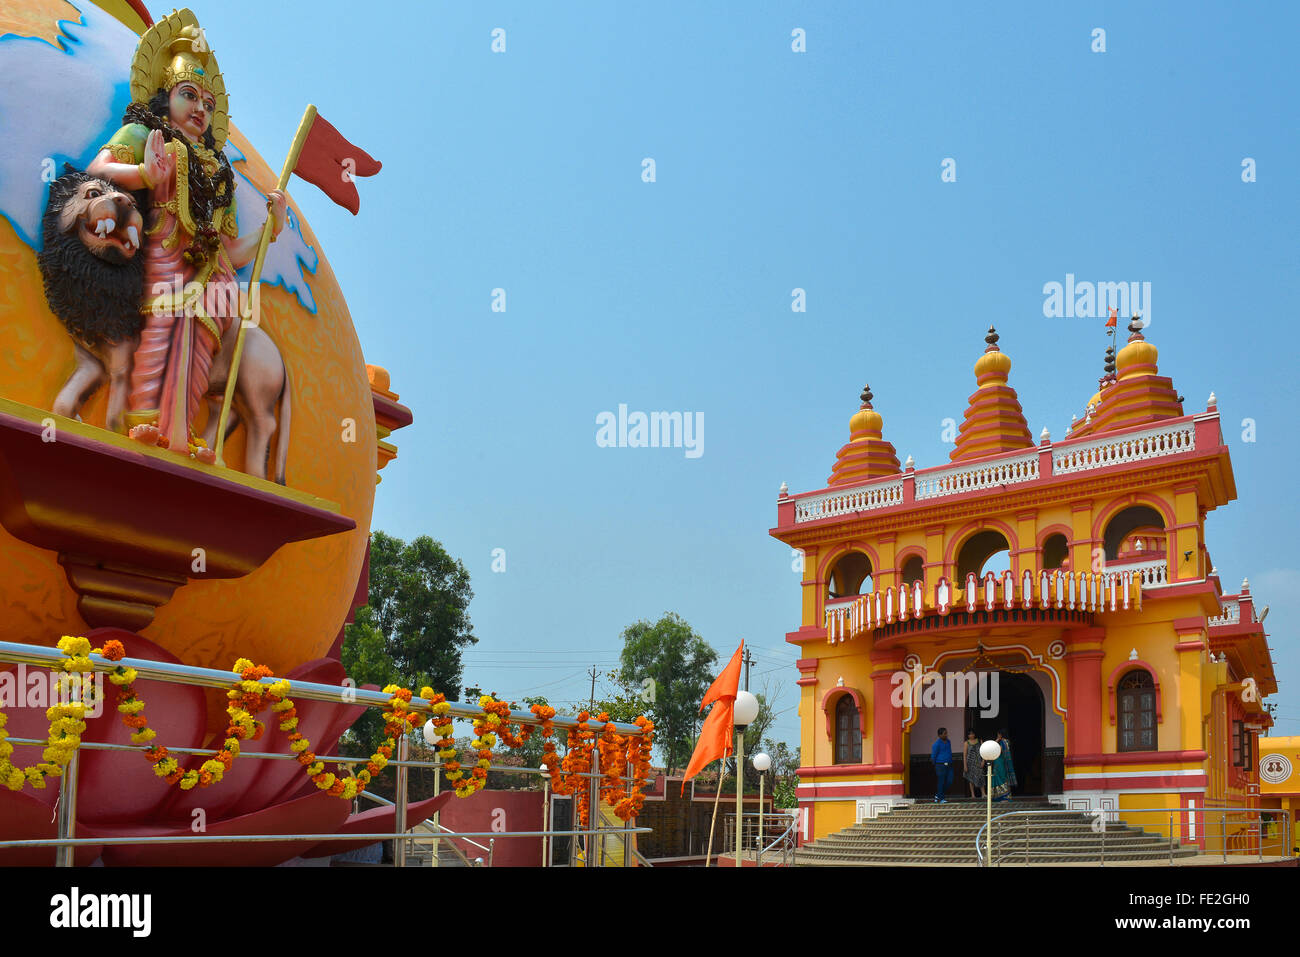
[617,613,717,773]
[341,531,476,753]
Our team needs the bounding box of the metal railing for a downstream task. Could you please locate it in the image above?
[0,638,652,867]
[975,805,1294,866]
[721,811,798,866]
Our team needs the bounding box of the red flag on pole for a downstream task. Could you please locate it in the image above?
[292,111,381,215]
[1106,306,1118,328]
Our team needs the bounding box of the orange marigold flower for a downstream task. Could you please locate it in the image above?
[100,640,126,661]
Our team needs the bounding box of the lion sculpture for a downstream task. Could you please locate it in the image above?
[37,167,291,484]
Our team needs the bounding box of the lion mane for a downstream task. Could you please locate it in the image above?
[36,165,145,348]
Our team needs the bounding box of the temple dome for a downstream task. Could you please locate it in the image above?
[949,328,1034,462]
[1087,317,1183,433]
[827,385,901,486]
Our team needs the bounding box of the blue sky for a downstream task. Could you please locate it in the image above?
[190,1,1298,750]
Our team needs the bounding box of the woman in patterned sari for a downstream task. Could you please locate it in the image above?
[990,729,1016,802]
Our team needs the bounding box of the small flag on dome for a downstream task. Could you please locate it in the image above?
[1105,306,1118,328]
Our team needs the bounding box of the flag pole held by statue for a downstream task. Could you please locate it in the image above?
[214,104,381,468]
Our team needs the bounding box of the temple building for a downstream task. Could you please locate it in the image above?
[771,320,1277,851]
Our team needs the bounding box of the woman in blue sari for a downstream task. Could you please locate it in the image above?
[990,729,1016,802]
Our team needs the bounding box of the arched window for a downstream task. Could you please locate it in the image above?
[1102,506,1166,561]
[900,555,925,587]
[1117,671,1157,752]
[1042,533,1068,570]
[834,696,862,765]
[957,530,1011,582]
[827,551,873,599]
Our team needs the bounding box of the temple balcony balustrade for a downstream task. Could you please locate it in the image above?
[1102,556,1170,589]
[1208,599,1241,628]
[820,566,1148,645]
[783,415,1213,527]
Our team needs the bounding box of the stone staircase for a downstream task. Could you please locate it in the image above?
[795,800,1201,865]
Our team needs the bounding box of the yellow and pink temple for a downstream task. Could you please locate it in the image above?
[772,320,1283,849]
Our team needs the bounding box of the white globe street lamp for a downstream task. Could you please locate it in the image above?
[732,689,760,868]
[733,690,760,726]
[753,752,771,865]
[422,718,440,746]
[979,740,1002,865]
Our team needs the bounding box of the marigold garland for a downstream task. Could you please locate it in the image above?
[0,637,657,819]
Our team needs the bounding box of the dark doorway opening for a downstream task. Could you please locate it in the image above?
[966,671,1045,796]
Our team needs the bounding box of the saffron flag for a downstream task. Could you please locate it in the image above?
[681,697,734,794]
[681,641,744,794]
[292,111,381,215]
[1106,306,1118,328]
[700,641,744,712]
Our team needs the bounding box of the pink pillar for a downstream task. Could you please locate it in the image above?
[870,650,906,769]
[1063,627,1105,760]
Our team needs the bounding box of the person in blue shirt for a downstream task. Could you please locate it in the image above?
[931,727,953,804]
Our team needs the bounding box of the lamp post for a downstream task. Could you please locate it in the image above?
[980,739,1002,867]
[539,763,550,867]
[753,751,771,866]
[733,690,760,868]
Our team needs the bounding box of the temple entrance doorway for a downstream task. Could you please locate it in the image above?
[967,671,1045,796]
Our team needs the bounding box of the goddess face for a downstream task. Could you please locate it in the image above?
[167,81,216,143]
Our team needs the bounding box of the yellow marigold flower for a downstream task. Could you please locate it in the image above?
[131,729,156,744]
[279,718,299,732]
[4,768,24,790]
[58,635,91,656]
[179,772,199,790]
[420,686,435,699]
[270,679,291,696]
[117,699,146,715]
[307,762,324,776]
[201,759,225,777]
[290,739,310,753]
[233,658,254,674]
[357,770,371,784]
[315,773,336,790]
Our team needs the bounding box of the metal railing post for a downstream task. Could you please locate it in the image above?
[624,759,632,867]
[1221,813,1226,863]
[1099,808,1105,866]
[54,750,79,868]
[488,837,495,867]
[394,733,409,868]
[1168,810,1173,864]
[431,757,441,868]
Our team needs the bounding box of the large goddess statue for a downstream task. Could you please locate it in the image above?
[87,9,286,462]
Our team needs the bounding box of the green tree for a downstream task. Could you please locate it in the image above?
[617,613,717,774]
[340,531,476,753]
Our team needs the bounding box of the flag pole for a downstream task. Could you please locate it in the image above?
[705,758,726,868]
[214,103,318,468]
